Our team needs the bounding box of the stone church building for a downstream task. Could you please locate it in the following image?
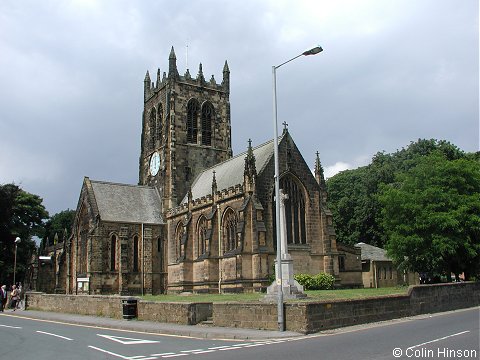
[58,48,362,295]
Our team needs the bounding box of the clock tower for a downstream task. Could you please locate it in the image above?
[139,47,232,211]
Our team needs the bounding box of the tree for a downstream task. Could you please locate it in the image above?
[378,152,480,279]
[40,209,75,251]
[326,139,470,248]
[0,184,49,285]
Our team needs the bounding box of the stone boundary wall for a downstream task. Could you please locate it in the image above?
[213,282,480,333]
[25,293,211,325]
[26,282,479,333]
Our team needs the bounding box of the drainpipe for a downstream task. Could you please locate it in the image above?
[373,261,378,289]
[217,204,222,293]
[141,223,144,296]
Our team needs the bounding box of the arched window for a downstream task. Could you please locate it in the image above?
[157,237,163,271]
[201,102,214,146]
[187,99,199,143]
[277,176,307,245]
[175,222,185,261]
[133,235,139,272]
[197,216,208,257]
[157,103,163,144]
[110,235,117,271]
[223,208,237,253]
[149,108,157,151]
[77,205,89,275]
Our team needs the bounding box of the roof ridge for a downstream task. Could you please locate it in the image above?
[89,179,156,190]
[189,133,286,180]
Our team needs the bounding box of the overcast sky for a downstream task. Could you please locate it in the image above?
[0,0,478,216]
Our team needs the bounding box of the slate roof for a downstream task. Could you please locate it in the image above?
[356,242,391,262]
[89,180,164,224]
[183,137,278,203]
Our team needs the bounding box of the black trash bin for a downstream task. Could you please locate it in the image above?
[122,298,137,320]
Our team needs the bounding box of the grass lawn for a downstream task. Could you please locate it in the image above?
[140,287,409,303]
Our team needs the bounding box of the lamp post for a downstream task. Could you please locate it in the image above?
[272,45,323,331]
[13,237,21,285]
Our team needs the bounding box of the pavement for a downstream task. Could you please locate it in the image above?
[2,308,303,340]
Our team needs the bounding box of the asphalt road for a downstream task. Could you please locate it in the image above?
[0,307,478,360]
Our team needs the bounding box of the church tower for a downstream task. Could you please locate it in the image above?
[139,47,232,210]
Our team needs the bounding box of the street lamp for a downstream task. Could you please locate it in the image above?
[13,237,21,285]
[272,45,323,331]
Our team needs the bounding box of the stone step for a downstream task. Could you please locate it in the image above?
[198,317,213,326]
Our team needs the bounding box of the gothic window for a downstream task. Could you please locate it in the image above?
[273,176,307,245]
[282,176,307,244]
[187,99,199,144]
[197,216,208,257]
[110,235,117,271]
[157,237,163,271]
[201,102,214,146]
[133,235,139,272]
[175,222,185,261]
[223,208,237,253]
[149,108,157,151]
[77,205,89,275]
[79,230,87,274]
[157,103,163,144]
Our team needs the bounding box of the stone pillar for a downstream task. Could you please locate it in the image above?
[264,190,305,301]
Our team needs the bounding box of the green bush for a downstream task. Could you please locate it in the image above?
[294,273,335,290]
[312,273,335,290]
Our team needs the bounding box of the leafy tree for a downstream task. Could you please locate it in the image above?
[0,184,49,285]
[326,139,469,248]
[40,209,75,251]
[378,152,480,279]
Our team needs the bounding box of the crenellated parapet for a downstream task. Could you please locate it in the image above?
[166,183,245,219]
[144,46,230,103]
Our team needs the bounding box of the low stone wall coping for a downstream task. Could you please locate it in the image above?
[26,282,479,334]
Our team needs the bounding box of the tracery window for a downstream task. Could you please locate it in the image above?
[223,208,237,253]
[273,176,307,246]
[157,103,163,145]
[201,102,214,146]
[76,204,90,275]
[281,176,307,244]
[197,216,208,257]
[110,235,117,271]
[149,108,157,151]
[187,99,199,143]
[175,222,185,261]
[133,235,139,272]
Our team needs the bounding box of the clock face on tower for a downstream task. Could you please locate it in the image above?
[149,151,160,176]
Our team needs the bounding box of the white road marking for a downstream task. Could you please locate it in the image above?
[180,349,204,353]
[88,346,133,359]
[161,354,188,358]
[36,331,73,340]
[151,353,175,356]
[207,345,230,349]
[406,330,471,350]
[218,346,244,351]
[98,333,160,344]
[0,324,22,329]
[191,350,216,354]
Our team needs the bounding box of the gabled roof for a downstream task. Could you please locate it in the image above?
[356,242,391,262]
[183,136,279,203]
[88,179,164,224]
